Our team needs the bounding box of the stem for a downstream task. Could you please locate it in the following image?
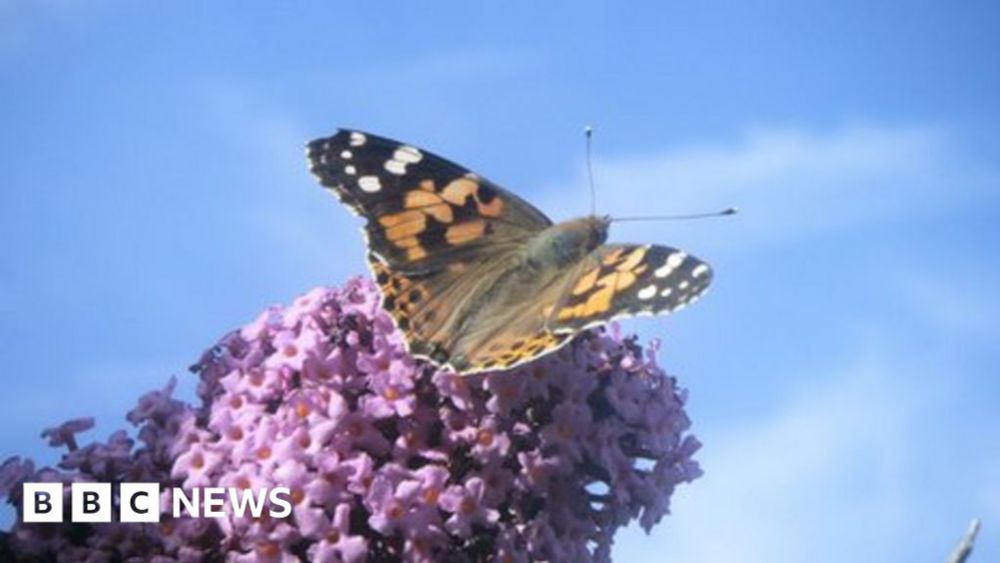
[947,518,981,563]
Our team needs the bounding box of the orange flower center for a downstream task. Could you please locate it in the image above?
[476,429,495,447]
[388,503,405,520]
[459,497,476,515]
[423,488,440,504]
[258,542,280,557]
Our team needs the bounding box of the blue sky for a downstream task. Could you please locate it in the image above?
[2,1,999,561]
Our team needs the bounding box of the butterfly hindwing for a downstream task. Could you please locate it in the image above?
[551,244,713,332]
[447,273,576,373]
[369,251,514,366]
[307,130,552,273]
[450,244,713,372]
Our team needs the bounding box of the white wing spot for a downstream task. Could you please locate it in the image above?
[349,132,367,146]
[345,165,356,175]
[638,284,657,300]
[395,146,423,164]
[358,175,381,192]
[692,264,709,278]
[340,150,353,159]
[655,252,687,278]
[660,287,673,298]
[385,159,407,175]
[679,280,691,290]
[384,146,423,176]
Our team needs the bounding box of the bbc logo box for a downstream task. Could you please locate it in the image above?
[22,482,160,524]
[21,483,63,523]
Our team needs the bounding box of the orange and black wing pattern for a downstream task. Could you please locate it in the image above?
[551,244,713,332]
[306,129,551,274]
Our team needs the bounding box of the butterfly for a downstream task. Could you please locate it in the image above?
[306,129,713,375]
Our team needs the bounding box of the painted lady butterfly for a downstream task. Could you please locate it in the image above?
[306,130,713,374]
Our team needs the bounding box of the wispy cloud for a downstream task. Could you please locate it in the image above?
[542,122,998,253]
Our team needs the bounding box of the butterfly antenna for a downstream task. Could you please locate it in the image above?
[612,207,739,222]
[585,125,597,216]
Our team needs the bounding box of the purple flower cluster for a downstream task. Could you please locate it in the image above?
[0,277,701,562]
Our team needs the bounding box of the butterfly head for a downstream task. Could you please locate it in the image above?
[586,214,612,248]
[555,214,611,251]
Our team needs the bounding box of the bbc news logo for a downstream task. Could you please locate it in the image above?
[22,483,292,523]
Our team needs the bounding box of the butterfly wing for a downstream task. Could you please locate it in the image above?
[549,244,713,332]
[445,271,577,374]
[446,244,712,373]
[368,251,522,366]
[306,129,552,275]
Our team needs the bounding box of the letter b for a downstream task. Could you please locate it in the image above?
[22,483,64,523]
[71,483,111,522]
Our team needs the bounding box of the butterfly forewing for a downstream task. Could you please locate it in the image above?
[306,130,551,274]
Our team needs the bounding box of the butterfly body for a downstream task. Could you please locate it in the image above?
[307,129,713,374]
[522,215,609,271]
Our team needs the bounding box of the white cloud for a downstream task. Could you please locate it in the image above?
[540,122,998,254]
[614,357,929,563]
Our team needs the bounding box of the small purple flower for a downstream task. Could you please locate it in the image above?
[267,327,320,372]
[439,477,499,538]
[171,442,223,488]
[432,371,475,411]
[41,417,94,450]
[540,401,592,463]
[0,457,34,499]
[485,371,527,415]
[361,358,416,418]
[516,449,563,491]
[127,376,180,424]
[309,503,367,563]
[365,471,420,536]
[464,416,511,461]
